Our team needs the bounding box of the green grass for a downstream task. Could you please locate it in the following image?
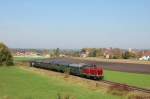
[0,66,120,99]
[14,57,47,62]
[104,70,150,89]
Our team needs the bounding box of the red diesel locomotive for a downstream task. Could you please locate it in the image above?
[68,63,103,79]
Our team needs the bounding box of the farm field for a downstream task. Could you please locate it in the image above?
[0,66,120,99]
[104,70,150,89]
[73,57,150,65]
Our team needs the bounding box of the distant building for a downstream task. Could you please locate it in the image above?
[103,48,113,59]
[105,54,110,59]
[80,50,89,58]
[59,54,66,57]
[15,51,43,58]
[128,48,132,52]
[139,51,150,61]
[44,54,51,58]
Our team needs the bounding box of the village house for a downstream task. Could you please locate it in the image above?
[80,50,89,58]
[139,51,150,61]
[15,51,42,57]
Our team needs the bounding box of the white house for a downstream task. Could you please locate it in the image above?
[139,51,150,61]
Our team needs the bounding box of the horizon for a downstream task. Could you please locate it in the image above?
[0,0,150,49]
[9,47,150,51]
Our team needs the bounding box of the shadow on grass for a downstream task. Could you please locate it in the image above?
[57,93,76,99]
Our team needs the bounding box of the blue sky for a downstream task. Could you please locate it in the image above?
[0,0,150,49]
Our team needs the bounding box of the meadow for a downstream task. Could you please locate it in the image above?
[0,66,120,99]
[14,57,47,62]
[104,70,150,89]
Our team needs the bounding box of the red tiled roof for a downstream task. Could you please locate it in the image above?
[143,51,150,56]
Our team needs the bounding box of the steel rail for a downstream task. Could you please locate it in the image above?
[100,80,150,93]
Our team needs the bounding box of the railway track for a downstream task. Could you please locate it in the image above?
[100,80,150,94]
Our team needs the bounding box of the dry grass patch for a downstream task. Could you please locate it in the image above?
[126,91,150,99]
[107,84,133,96]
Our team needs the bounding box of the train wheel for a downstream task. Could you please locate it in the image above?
[100,76,104,80]
[93,76,98,80]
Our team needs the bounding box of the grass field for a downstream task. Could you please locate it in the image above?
[0,66,120,99]
[14,57,47,62]
[104,70,150,89]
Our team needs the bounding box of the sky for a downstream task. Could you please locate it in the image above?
[0,0,150,49]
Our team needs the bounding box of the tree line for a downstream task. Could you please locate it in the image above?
[81,48,142,59]
[0,43,14,66]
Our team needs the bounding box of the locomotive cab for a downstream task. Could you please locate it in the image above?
[81,64,104,80]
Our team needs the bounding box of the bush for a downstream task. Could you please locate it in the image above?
[0,43,14,66]
[122,51,137,59]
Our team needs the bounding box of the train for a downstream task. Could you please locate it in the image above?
[30,60,104,80]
